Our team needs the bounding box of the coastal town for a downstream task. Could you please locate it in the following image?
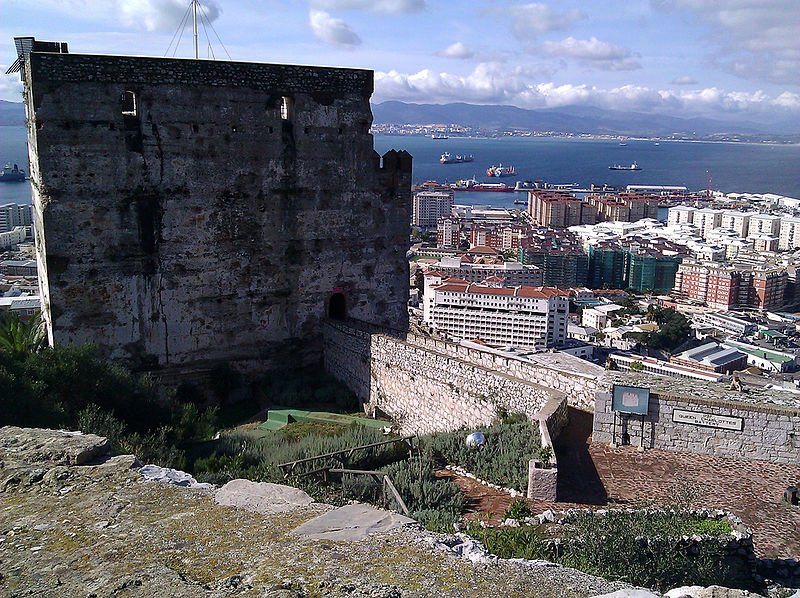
[1,11,799,598]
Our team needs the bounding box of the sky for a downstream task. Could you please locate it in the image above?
[1,0,799,125]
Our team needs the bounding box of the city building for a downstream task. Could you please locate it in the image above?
[0,203,32,233]
[673,260,788,311]
[691,311,757,338]
[528,190,594,228]
[581,304,623,330]
[667,205,696,226]
[436,216,460,248]
[670,342,748,374]
[425,255,543,287]
[470,223,532,251]
[719,211,751,237]
[423,275,568,349]
[585,192,659,223]
[412,189,454,228]
[517,229,589,289]
[778,216,800,251]
[0,227,28,250]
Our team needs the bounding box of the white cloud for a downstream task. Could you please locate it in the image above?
[1,71,24,102]
[541,37,641,71]
[505,3,585,40]
[374,64,800,119]
[309,9,361,47]
[119,0,220,32]
[311,0,425,13]
[671,76,697,85]
[1,0,221,32]
[653,0,800,84]
[438,42,475,60]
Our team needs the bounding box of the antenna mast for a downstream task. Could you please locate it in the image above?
[192,0,199,59]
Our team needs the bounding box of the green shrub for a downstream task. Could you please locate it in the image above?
[504,499,533,521]
[427,418,541,490]
[384,456,464,520]
[463,522,549,561]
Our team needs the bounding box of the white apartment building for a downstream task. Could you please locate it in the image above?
[719,211,751,237]
[667,206,696,226]
[0,226,27,249]
[693,208,723,240]
[748,214,781,237]
[423,275,568,349]
[581,304,624,330]
[0,203,33,234]
[778,216,800,251]
[412,190,454,228]
[437,216,460,248]
[428,255,543,287]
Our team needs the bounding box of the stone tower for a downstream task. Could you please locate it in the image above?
[14,38,411,375]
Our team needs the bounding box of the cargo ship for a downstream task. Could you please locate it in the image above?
[608,162,641,171]
[439,152,474,164]
[486,164,516,177]
[450,178,514,192]
[0,163,26,182]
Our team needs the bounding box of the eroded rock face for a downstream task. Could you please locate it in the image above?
[215,479,314,515]
[1,426,630,597]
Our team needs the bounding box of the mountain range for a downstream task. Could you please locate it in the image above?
[3,98,798,138]
[372,101,800,138]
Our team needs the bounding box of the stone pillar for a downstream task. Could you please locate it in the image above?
[527,458,557,501]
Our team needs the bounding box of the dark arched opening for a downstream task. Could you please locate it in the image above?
[328,293,347,320]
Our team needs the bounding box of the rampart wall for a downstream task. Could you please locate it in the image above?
[593,385,800,464]
[324,321,580,435]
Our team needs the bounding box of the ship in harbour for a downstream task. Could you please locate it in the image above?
[608,162,641,171]
[486,164,516,177]
[0,163,26,182]
[439,152,474,164]
[431,133,449,140]
[450,177,514,192]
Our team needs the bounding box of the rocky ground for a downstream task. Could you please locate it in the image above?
[0,426,629,598]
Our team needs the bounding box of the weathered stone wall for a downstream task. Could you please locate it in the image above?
[323,321,563,435]
[23,51,410,375]
[593,385,800,464]
[403,334,600,410]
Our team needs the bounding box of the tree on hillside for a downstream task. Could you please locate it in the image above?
[633,307,691,353]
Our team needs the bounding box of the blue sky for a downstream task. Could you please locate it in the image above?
[2,0,799,124]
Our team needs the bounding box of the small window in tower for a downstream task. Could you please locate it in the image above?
[121,91,137,117]
[280,96,293,121]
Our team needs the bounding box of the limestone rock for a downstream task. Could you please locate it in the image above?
[292,503,415,541]
[140,464,213,490]
[215,479,314,514]
[0,426,110,466]
[666,587,705,598]
[692,587,758,598]
[591,591,662,598]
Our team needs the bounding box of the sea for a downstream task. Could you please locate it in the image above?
[3,124,800,213]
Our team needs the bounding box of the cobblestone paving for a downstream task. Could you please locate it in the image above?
[443,408,800,559]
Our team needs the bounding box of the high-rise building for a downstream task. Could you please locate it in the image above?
[412,190,454,228]
[436,216,460,248]
[673,260,787,311]
[586,192,659,223]
[778,216,800,251]
[518,229,588,289]
[0,203,33,233]
[528,190,594,228]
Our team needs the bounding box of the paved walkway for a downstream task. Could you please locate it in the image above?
[445,408,800,559]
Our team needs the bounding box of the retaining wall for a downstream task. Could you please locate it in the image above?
[593,389,800,464]
[323,321,566,435]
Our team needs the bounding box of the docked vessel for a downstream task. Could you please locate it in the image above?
[439,152,474,164]
[486,164,516,177]
[0,163,26,182]
[608,162,641,171]
[451,178,514,192]
[513,180,536,191]
[513,199,527,205]
[431,133,449,140]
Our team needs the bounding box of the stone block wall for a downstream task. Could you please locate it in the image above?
[324,321,562,435]
[593,389,800,464]
[23,50,410,375]
[403,333,600,410]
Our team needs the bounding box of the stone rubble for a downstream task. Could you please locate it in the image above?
[139,464,214,490]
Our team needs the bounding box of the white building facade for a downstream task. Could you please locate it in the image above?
[423,276,568,349]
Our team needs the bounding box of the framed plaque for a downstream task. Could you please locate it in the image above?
[612,385,650,416]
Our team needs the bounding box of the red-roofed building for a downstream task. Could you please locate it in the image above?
[422,277,568,349]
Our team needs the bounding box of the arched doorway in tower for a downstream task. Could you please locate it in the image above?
[328,292,347,320]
